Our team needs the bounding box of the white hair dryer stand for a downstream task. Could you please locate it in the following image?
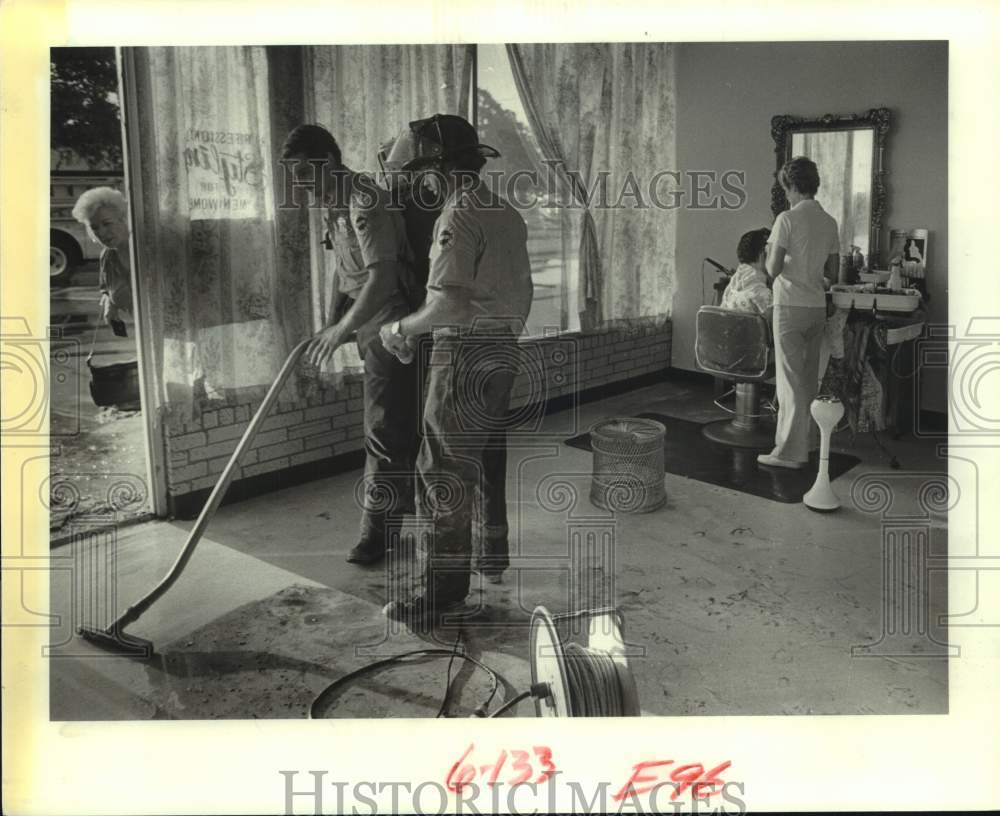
[803,396,845,512]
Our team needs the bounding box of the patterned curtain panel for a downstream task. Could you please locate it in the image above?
[507,43,677,327]
[308,44,472,165]
[126,45,468,414]
[127,46,311,418]
[303,44,474,375]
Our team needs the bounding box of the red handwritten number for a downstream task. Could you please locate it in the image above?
[508,750,534,785]
[447,744,558,791]
[533,746,556,783]
[669,763,705,801]
[612,759,731,803]
[612,760,675,801]
[480,750,508,787]
[692,760,731,799]
[445,743,475,793]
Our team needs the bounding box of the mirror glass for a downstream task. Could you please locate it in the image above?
[772,109,889,267]
[790,128,874,258]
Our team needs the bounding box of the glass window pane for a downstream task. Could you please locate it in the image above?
[476,44,579,335]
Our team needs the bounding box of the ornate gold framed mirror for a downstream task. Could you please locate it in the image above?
[770,107,890,267]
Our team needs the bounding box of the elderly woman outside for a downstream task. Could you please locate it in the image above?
[71,187,133,328]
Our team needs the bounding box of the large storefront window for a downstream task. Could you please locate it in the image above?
[475,44,580,335]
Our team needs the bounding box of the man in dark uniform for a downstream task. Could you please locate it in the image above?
[377,114,534,625]
[377,137,442,298]
[280,125,425,565]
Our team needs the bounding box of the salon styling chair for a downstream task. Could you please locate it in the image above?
[695,306,775,448]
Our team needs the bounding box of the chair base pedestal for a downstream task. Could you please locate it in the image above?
[701,381,775,449]
[701,418,775,449]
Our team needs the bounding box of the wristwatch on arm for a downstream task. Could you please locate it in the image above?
[392,320,416,363]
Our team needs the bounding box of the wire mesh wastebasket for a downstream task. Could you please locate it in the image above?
[589,417,667,513]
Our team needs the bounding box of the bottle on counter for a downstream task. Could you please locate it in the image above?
[851,246,866,278]
[888,258,903,291]
[838,254,852,285]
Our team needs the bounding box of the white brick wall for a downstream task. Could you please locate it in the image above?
[165,320,671,499]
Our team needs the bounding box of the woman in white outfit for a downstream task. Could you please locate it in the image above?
[759,157,840,469]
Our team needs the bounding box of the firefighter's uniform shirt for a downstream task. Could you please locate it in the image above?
[324,173,417,352]
[426,181,533,336]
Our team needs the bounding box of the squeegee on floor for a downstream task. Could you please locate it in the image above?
[77,339,313,658]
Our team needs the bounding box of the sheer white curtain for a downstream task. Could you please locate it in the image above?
[794,130,873,254]
[304,44,473,375]
[128,46,310,418]
[507,43,677,328]
[127,45,473,414]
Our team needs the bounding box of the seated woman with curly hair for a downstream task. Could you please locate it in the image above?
[721,227,774,328]
[71,186,133,330]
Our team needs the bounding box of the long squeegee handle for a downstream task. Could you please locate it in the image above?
[111,339,313,631]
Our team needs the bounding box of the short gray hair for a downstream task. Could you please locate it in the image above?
[71,187,128,241]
